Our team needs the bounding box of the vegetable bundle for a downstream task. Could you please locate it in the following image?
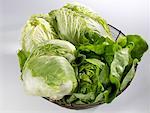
[18,3,148,105]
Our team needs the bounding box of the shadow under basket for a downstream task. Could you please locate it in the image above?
[43,24,137,110]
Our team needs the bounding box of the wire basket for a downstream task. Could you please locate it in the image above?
[43,24,133,110]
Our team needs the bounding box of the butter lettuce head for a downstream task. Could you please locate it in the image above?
[21,40,77,100]
[23,56,76,100]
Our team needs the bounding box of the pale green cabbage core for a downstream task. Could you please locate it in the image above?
[22,56,77,100]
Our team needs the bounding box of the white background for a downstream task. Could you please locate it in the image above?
[0,0,150,113]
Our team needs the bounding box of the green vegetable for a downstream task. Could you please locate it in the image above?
[21,14,57,53]
[120,59,138,91]
[107,48,129,102]
[18,3,148,105]
[111,48,129,81]
[117,36,127,47]
[17,50,29,71]
[47,4,113,46]
[23,56,76,100]
[116,35,148,60]
[63,3,112,38]
[66,58,105,104]
[21,40,77,100]
[126,35,148,60]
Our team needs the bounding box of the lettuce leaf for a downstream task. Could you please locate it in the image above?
[63,3,112,38]
[126,35,148,60]
[120,59,138,91]
[107,48,129,102]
